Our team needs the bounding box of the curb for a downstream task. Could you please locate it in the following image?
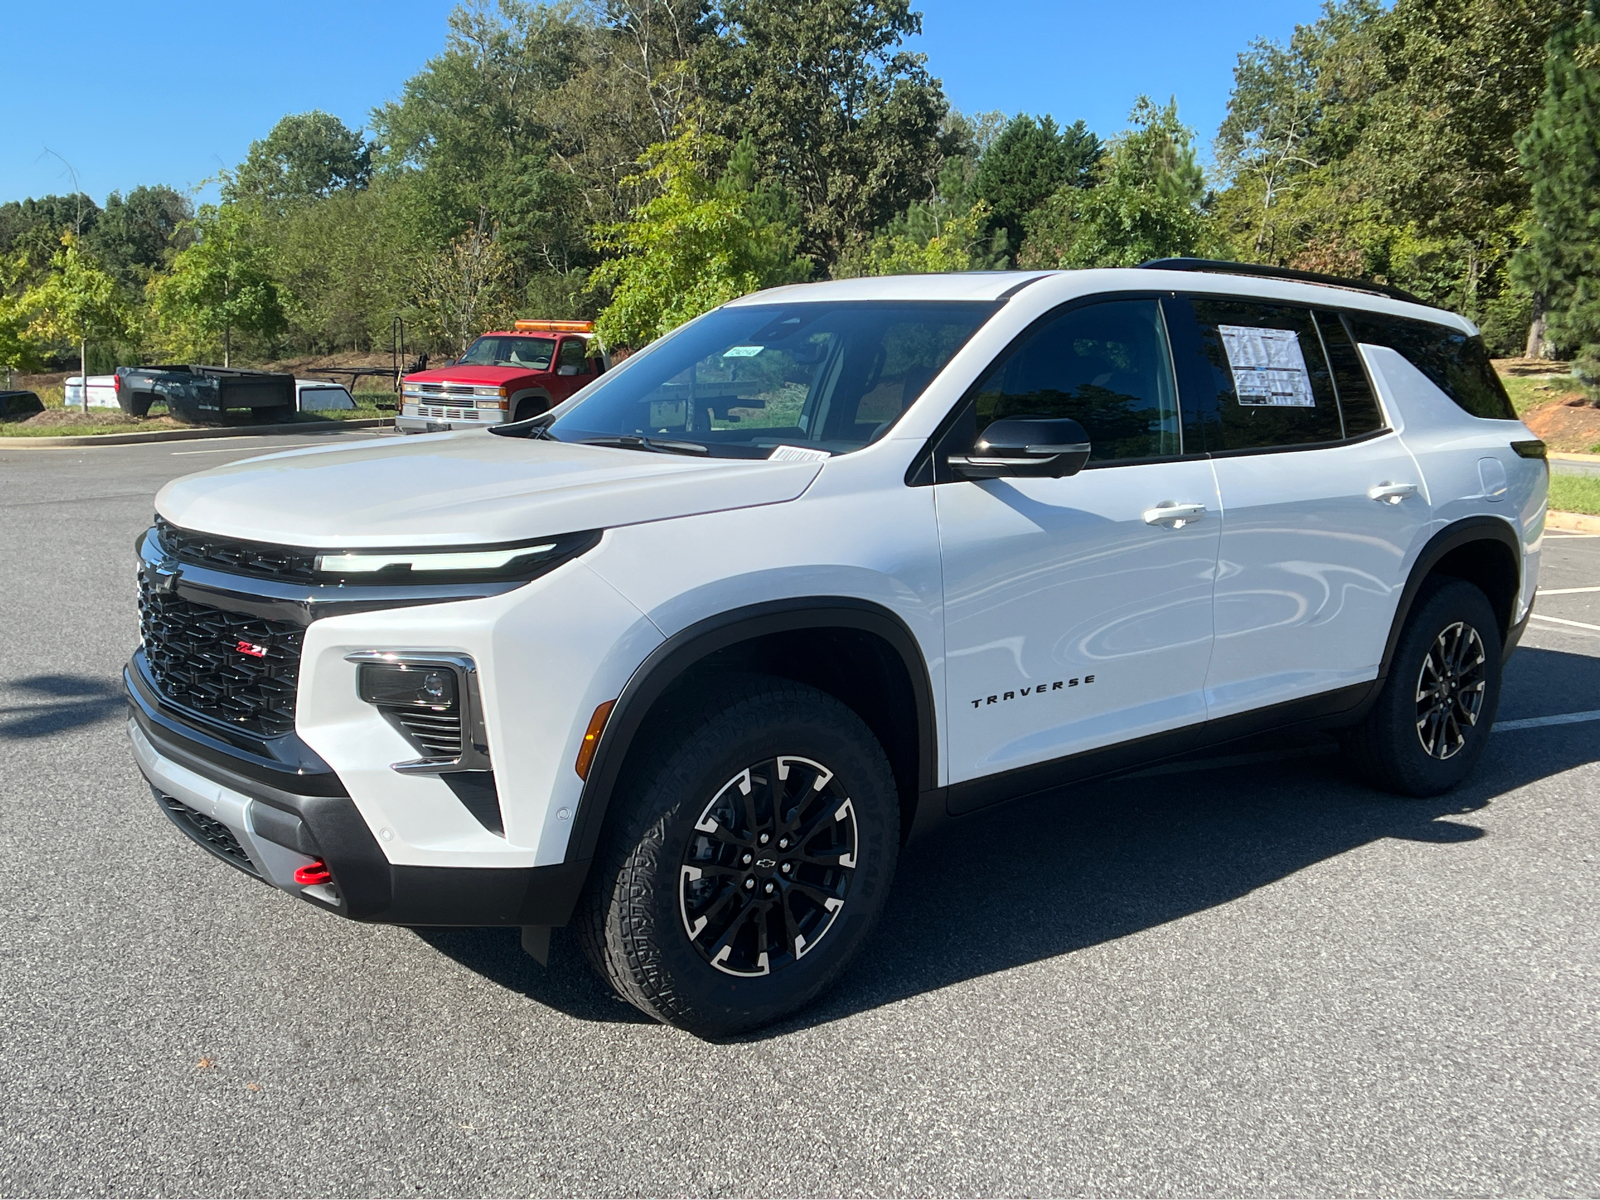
[0,417,393,449]
[1549,511,1600,533]
[1551,451,1600,464]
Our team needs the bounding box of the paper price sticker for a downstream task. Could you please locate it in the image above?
[1219,325,1316,408]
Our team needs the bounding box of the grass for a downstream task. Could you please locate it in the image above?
[1550,473,1600,516]
[1501,373,1583,417]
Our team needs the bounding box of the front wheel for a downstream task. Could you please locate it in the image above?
[1344,577,1503,796]
[577,677,900,1037]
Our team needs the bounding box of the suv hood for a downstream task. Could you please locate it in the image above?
[156,432,825,548]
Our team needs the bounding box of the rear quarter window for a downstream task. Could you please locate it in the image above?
[1343,312,1516,421]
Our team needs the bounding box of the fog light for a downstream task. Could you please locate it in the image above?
[357,662,457,710]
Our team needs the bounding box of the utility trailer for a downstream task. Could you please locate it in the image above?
[114,365,296,423]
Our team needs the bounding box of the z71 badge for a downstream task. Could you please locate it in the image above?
[970,675,1095,708]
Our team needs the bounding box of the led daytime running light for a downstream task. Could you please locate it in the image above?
[316,544,556,575]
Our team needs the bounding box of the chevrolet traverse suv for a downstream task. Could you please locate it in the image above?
[127,261,1547,1036]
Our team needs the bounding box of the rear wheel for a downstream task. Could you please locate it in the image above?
[1344,577,1503,796]
[578,676,899,1037]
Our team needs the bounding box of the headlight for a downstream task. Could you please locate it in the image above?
[311,530,601,584]
[472,385,507,398]
[317,545,554,575]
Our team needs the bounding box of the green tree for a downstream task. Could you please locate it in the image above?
[23,234,133,411]
[1513,2,1600,369]
[973,114,1100,259]
[410,222,518,355]
[149,204,286,365]
[589,126,808,345]
[838,156,1005,276]
[87,185,194,289]
[0,253,43,385]
[371,3,587,256]
[0,193,100,279]
[704,0,951,269]
[1020,98,1209,269]
[232,111,373,206]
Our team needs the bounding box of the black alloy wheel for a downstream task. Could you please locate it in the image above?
[578,675,899,1037]
[1344,576,1503,797]
[1414,620,1488,760]
[679,755,858,977]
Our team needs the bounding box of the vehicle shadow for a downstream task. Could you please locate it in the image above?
[420,646,1600,1037]
[0,674,126,739]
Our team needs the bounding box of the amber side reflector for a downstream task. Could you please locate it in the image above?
[575,700,616,780]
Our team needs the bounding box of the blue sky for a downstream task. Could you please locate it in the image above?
[0,0,1327,208]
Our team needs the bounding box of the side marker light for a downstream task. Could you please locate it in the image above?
[575,700,616,781]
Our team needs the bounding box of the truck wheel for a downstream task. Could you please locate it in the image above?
[577,676,900,1037]
[1343,577,1503,797]
[514,397,547,423]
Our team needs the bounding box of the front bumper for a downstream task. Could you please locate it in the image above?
[126,669,589,927]
[395,404,506,434]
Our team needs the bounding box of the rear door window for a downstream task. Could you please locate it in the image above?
[1342,312,1516,421]
[1166,296,1343,452]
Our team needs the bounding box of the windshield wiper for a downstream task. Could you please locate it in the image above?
[490,413,555,439]
[580,435,709,457]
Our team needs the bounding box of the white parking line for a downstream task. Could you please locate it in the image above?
[1529,613,1600,633]
[1540,586,1600,595]
[1495,709,1600,732]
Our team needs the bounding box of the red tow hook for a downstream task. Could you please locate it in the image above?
[293,859,332,886]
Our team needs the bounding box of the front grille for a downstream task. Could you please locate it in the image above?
[394,708,463,757]
[155,517,319,584]
[159,795,260,876]
[139,573,303,737]
[416,405,474,420]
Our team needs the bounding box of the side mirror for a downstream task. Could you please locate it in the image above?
[557,364,580,377]
[949,417,1092,479]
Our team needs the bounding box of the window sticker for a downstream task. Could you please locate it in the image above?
[722,345,764,358]
[1218,325,1316,408]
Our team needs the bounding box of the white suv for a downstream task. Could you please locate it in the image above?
[127,262,1549,1035]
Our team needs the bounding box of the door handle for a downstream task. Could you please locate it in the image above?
[1143,501,1207,529]
[1367,482,1418,505]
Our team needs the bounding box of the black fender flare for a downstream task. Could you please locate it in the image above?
[1376,514,1523,684]
[510,389,553,421]
[564,597,939,868]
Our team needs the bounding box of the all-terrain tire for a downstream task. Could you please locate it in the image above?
[576,675,900,1037]
[1344,577,1503,797]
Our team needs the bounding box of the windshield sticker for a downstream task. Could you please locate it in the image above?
[649,400,687,427]
[768,444,832,462]
[1218,325,1315,408]
[722,345,764,358]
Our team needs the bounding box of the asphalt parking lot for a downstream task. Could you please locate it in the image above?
[2,431,1597,1197]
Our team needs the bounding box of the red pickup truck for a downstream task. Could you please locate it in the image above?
[397,320,608,433]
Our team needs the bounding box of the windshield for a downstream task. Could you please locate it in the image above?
[544,301,999,457]
[457,335,556,369]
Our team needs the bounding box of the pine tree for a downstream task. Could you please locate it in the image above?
[1513,2,1600,373]
[973,115,1100,260]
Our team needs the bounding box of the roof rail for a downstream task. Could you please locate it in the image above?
[1137,257,1429,308]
